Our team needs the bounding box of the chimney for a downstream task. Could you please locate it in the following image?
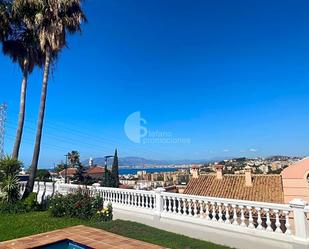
[244,166,252,187]
[191,166,200,178]
[216,165,223,179]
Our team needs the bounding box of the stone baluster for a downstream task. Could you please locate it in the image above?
[248,206,255,229]
[256,208,264,230]
[140,194,144,207]
[145,195,149,208]
[205,201,210,220]
[283,210,291,235]
[176,197,181,215]
[194,200,198,217]
[224,204,231,224]
[265,209,273,232]
[218,203,223,222]
[168,197,173,213]
[199,200,204,218]
[211,202,216,221]
[232,205,238,225]
[274,210,282,233]
[163,196,167,212]
[188,199,193,216]
[240,206,246,227]
[125,192,128,205]
[133,193,137,207]
[173,197,177,214]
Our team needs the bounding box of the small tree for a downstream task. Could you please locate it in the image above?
[111,149,119,187]
[0,156,22,203]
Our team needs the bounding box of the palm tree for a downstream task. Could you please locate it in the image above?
[0,0,10,42]
[23,0,86,197]
[0,0,44,159]
[68,150,80,167]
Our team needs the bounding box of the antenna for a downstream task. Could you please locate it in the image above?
[0,103,7,158]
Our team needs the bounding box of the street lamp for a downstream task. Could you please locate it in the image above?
[64,154,69,183]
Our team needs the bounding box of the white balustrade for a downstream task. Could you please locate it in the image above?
[161,192,295,236]
[18,181,309,242]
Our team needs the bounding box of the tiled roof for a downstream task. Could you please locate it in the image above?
[184,174,284,203]
[59,168,77,176]
[86,166,105,175]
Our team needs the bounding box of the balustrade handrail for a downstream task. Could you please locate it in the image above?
[23,181,292,210]
[94,186,156,196]
[161,191,292,211]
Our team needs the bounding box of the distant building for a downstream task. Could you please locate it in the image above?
[85,166,105,180]
[59,167,78,182]
[185,158,309,204]
[185,165,284,203]
[281,157,309,203]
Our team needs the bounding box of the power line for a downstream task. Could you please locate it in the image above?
[6,108,171,158]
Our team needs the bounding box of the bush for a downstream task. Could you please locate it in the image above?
[23,192,39,211]
[0,175,20,204]
[0,156,22,204]
[0,156,22,178]
[49,189,108,220]
[0,201,26,214]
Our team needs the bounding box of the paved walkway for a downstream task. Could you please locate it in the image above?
[0,225,167,249]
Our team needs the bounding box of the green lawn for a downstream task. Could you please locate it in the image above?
[0,212,230,249]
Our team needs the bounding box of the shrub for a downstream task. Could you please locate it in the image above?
[0,156,22,204]
[23,192,39,211]
[0,174,20,204]
[0,156,22,178]
[0,201,26,214]
[49,189,107,220]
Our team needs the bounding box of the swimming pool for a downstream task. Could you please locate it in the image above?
[34,239,93,249]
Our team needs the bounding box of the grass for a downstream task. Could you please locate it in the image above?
[0,211,230,249]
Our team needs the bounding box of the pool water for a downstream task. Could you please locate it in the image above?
[35,239,93,249]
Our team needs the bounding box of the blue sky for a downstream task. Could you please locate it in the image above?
[1,0,309,167]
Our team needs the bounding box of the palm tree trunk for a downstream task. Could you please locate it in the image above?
[23,49,51,198]
[12,59,29,159]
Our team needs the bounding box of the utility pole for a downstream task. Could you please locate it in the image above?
[0,103,7,159]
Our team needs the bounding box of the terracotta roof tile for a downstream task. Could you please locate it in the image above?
[184,174,284,203]
[59,168,77,177]
[86,166,105,175]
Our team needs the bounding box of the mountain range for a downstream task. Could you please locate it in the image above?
[82,156,213,167]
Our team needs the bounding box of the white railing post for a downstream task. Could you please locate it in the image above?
[154,188,165,218]
[289,199,308,241]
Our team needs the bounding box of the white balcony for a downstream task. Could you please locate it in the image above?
[19,181,309,249]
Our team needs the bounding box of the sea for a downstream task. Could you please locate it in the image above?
[119,167,178,175]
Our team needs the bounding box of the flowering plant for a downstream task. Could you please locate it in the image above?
[94,202,113,221]
[49,189,103,219]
